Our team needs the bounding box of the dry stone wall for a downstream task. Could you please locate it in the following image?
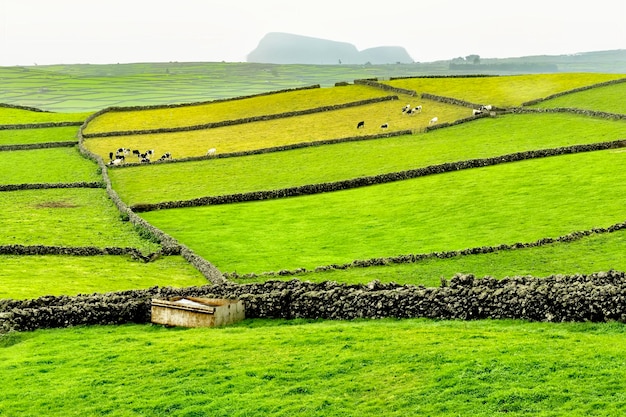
[3,270,626,333]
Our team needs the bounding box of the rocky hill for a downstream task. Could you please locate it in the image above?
[247,32,414,65]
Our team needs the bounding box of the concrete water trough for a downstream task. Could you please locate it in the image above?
[151,297,245,328]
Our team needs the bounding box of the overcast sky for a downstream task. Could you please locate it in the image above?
[0,0,624,66]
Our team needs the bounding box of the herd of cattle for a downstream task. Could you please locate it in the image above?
[105,103,493,166]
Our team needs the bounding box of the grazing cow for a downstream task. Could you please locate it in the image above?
[402,104,411,112]
[480,105,493,111]
[357,121,365,129]
[207,148,217,156]
[158,152,172,161]
[109,156,124,166]
[380,123,389,129]
[132,149,140,157]
[472,109,483,116]
[140,157,150,163]
[109,152,114,160]
[429,117,438,125]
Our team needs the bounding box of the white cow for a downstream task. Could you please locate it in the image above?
[429,117,438,125]
[207,148,217,156]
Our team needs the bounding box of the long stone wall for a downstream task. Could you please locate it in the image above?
[3,270,626,333]
[0,182,104,192]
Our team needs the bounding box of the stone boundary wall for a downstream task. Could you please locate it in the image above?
[224,219,626,279]
[420,92,487,109]
[389,75,500,80]
[0,121,83,130]
[0,244,161,262]
[0,102,51,113]
[76,123,226,285]
[504,107,626,121]
[129,139,626,212]
[0,141,78,152]
[522,77,626,106]
[353,78,417,97]
[0,182,104,192]
[82,96,399,138]
[110,130,412,169]
[3,270,626,333]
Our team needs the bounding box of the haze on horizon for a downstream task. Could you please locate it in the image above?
[0,0,624,67]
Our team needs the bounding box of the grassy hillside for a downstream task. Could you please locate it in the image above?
[1,320,625,416]
[530,81,626,113]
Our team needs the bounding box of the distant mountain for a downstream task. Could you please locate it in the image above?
[247,32,414,65]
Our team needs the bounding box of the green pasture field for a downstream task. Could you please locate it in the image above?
[530,81,626,114]
[82,84,391,134]
[249,228,626,287]
[0,255,207,300]
[0,125,79,146]
[0,107,90,124]
[2,319,625,416]
[83,98,469,160]
[0,188,160,252]
[109,113,626,206]
[0,147,101,185]
[141,149,626,274]
[0,62,447,112]
[384,73,625,107]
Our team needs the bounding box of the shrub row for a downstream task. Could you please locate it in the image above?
[0,141,78,152]
[505,107,626,121]
[522,77,626,106]
[0,182,104,192]
[0,121,82,130]
[3,270,626,332]
[224,218,626,279]
[82,96,399,138]
[113,130,412,169]
[353,78,417,97]
[129,139,626,212]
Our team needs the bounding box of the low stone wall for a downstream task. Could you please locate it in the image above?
[130,139,626,212]
[0,121,82,130]
[0,182,104,192]
[0,141,78,152]
[0,103,52,113]
[420,92,488,110]
[82,96,398,138]
[0,244,160,261]
[3,270,626,333]
[504,107,626,121]
[354,79,417,97]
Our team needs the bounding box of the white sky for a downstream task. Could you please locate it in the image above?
[0,0,624,66]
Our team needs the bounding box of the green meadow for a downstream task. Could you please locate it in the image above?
[109,113,626,205]
[0,188,160,251]
[0,255,207,300]
[0,125,79,146]
[385,73,625,106]
[1,320,625,416]
[3,66,626,416]
[141,149,626,274]
[0,147,101,185]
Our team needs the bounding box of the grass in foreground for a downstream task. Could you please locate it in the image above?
[385,73,625,107]
[0,147,101,185]
[0,255,208,300]
[0,188,160,252]
[109,113,626,205]
[1,319,625,416]
[141,149,626,274]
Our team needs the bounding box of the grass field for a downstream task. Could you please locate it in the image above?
[108,113,626,205]
[530,81,626,113]
[82,84,391,134]
[385,73,626,107]
[83,98,470,160]
[0,107,89,124]
[0,188,160,251]
[0,125,79,146]
[1,319,625,416]
[0,255,207,299]
[141,149,626,274]
[0,147,101,185]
